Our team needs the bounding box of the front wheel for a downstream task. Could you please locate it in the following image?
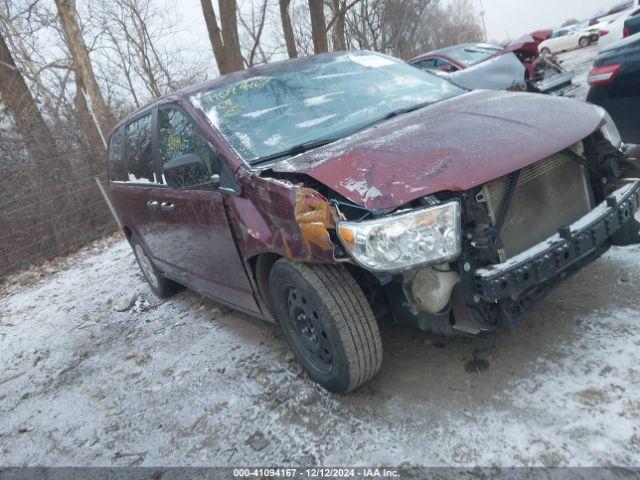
[579,37,591,48]
[269,259,383,393]
[540,47,551,56]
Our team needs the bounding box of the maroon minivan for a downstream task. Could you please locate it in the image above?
[107,51,640,392]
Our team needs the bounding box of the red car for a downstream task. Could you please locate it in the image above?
[410,32,574,95]
[107,51,640,392]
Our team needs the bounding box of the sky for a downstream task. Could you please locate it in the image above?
[478,0,635,42]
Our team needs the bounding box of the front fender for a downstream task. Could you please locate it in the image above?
[226,174,340,264]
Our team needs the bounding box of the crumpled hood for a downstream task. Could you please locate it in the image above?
[271,90,604,211]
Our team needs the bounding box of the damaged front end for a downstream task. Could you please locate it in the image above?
[327,128,640,336]
[502,31,577,96]
[234,94,639,336]
[527,58,575,96]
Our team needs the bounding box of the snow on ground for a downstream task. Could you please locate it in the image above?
[559,45,599,101]
[1,47,639,467]
[1,235,639,466]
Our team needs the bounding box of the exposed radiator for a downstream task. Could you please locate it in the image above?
[480,149,594,261]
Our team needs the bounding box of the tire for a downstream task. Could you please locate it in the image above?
[579,37,590,48]
[130,233,180,298]
[540,47,551,56]
[269,259,383,393]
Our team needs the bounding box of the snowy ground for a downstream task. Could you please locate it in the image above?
[557,45,599,101]
[2,47,640,467]
[2,235,640,467]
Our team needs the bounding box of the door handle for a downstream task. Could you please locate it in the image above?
[146,200,159,209]
[160,202,175,212]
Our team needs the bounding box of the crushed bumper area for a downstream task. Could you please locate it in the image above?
[474,181,640,302]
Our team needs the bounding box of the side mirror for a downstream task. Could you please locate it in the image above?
[163,153,213,189]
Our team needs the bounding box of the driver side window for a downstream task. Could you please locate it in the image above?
[158,107,220,187]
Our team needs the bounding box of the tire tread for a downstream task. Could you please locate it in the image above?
[281,261,383,391]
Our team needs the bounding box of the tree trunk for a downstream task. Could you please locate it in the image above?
[308,0,328,54]
[55,0,114,138]
[201,0,228,73]
[219,0,244,72]
[279,0,298,58]
[200,0,243,75]
[74,73,106,157]
[330,0,347,51]
[0,32,57,161]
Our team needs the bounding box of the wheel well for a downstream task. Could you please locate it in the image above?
[250,253,282,311]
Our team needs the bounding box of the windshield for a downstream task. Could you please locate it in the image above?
[445,45,501,66]
[191,52,463,164]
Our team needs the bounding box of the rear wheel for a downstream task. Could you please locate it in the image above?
[130,234,180,298]
[579,37,591,48]
[269,259,382,393]
[540,47,551,56]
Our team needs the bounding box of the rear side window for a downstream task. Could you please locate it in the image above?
[413,59,438,70]
[158,108,220,181]
[124,113,160,184]
[107,127,127,181]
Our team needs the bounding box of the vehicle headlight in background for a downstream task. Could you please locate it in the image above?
[336,201,461,272]
[596,106,622,149]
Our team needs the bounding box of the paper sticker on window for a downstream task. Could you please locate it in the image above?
[349,54,395,68]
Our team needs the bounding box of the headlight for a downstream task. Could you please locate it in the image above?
[336,201,461,272]
[596,106,622,149]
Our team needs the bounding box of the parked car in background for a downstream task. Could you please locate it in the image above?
[623,7,640,37]
[107,51,640,392]
[590,0,635,25]
[409,43,501,72]
[539,27,599,54]
[410,32,574,96]
[582,21,612,38]
[598,6,640,49]
[442,53,528,92]
[588,32,640,144]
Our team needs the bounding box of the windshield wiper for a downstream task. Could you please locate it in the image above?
[251,138,338,165]
[381,101,435,121]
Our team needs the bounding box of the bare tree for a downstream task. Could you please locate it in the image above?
[0,0,106,161]
[440,0,483,46]
[238,0,271,67]
[55,0,114,139]
[201,0,244,75]
[342,0,481,59]
[0,1,71,121]
[0,31,57,160]
[328,0,346,50]
[308,0,328,53]
[279,0,298,58]
[289,0,314,56]
[326,0,362,51]
[94,0,205,103]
